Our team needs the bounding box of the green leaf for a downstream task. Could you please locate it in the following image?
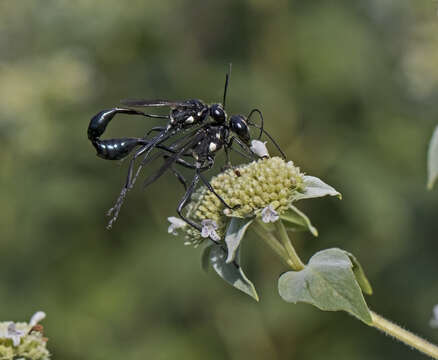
[224,217,254,263]
[427,125,438,190]
[209,245,259,301]
[280,205,318,236]
[294,176,341,201]
[201,245,212,272]
[344,251,373,295]
[278,248,372,324]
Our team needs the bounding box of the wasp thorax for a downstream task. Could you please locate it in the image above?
[183,157,305,244]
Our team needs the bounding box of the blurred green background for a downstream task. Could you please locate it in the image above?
[1,0,438,359]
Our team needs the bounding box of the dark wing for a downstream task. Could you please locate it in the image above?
[120,99,188,107]
[143,131,204,188]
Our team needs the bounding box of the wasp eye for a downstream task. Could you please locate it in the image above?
[210,104,226,124]
[229,115,250,145]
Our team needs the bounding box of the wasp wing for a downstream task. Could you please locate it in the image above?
[142,131,203,188]
[120,99,188,107]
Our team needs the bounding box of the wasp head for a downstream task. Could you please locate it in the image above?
[229,115,250,145]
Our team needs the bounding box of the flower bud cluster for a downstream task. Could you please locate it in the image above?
[184,157,305,244]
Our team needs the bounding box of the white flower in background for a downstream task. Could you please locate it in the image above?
[430,305,438,328]
[261,205,279,223]
[201,219,220,241]
[250,140,270,158]
[0,311,50,359]
[167,217,187,235]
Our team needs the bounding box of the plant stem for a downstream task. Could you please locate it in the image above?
[254,220,438,359]
[274,220,305,271]
[370,311,438,359]
[252,220,294,268]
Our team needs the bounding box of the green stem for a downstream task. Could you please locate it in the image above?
[253,220,438,359]
[370,311,438,359]
[252,220,294,268]
[274,220,305,271]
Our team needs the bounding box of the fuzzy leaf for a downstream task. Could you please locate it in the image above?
[278,248,372,324]
[427,125,438,189]
[225,217,254,263]
[280,205,318,236]
[294,176,341,201]
[209,245,259,301]
[344,251,373,295]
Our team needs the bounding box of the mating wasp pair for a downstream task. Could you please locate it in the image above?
[87,66,285,236]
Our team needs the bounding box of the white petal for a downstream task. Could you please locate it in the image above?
[431,305,438,328]
[293,175,341,201]
[250,140,270,158]
[167,217,186,235]
[433,304,438,319]
[29,311,46,326]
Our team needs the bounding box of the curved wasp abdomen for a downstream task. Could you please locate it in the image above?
[93,138,147,160]
[88,108,164,161]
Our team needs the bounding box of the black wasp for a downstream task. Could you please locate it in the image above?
[88,65,285,235]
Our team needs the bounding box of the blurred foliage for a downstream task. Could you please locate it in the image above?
[1,0,438,359]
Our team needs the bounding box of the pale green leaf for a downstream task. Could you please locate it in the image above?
[224,217,254,263]
[427,125,438,190]
[209,245,259,301]
[280,205,318,236]
[293,176,341,201]
[278,248,372,324]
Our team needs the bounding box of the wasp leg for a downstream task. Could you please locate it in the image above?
[227,136,257,160]
[177,172,202,232]
[198,171,240,210]
[106,142,179,229]
[165,156,239,210]
[146,126,166,136]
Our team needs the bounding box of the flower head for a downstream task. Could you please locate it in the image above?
[173,156,340,247]
[181,157,306,243]
[0,311,50,360]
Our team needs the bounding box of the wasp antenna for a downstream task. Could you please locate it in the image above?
[223,63,232,109]
[247,108,264,140]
